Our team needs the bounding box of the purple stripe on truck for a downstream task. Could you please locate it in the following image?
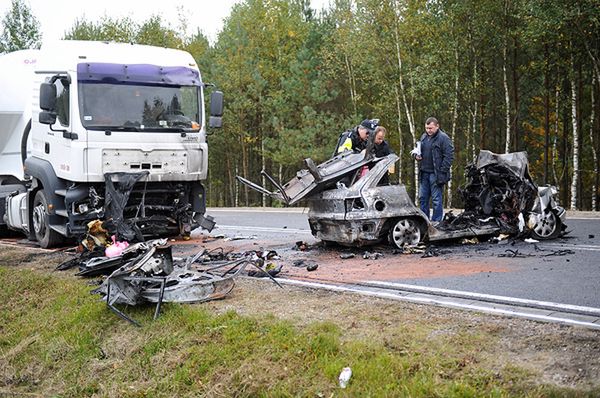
[77,63,200,86]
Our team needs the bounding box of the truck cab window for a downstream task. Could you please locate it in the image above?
[55,78,70,127]
[79,83,200,132]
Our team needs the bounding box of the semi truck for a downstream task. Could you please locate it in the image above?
[0,40,223,248]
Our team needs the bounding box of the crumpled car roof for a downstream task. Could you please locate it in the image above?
[476,150,531,180]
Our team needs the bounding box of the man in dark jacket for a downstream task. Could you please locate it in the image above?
[413,117,454,221]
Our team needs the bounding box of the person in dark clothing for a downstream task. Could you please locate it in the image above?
[335,119,379,155]
[373,126,392,157]
[412,117,454,221]
[372,126,394,185]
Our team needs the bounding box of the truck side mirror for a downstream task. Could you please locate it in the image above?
[39,111,57,125]
[209,91,223,129]
[40,83,57,111]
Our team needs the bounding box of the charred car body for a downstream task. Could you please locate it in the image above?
[237,149,566,248]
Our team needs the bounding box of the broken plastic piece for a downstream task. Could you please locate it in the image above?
[339,367,352,389]
[105,235,130,258]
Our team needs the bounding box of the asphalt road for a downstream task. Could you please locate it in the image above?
[206,208,600,309]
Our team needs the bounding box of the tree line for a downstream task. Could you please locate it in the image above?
[2,0,599,210]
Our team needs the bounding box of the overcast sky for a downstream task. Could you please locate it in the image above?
[0,0,331,45]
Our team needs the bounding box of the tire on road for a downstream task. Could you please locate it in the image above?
[531,210,562,240]
[388,218,423,248]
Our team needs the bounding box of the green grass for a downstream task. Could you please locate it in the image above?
[0,250,598,397]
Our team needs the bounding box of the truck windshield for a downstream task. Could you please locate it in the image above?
[78,83,201,132]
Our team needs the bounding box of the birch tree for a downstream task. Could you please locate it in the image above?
[502,0,512,153]
[589,72,598,210]
[569,51,579,210]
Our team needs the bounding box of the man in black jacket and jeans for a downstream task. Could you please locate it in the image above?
[413,117,454,222]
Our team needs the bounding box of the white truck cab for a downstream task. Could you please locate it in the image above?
[0,41,223,248]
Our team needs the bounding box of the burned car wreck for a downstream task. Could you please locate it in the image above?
[453,150,566,239]
[237,149,566,248]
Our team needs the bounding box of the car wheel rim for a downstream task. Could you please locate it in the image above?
[534,212,556,237]
[33,204,46,236]
[391,219,420,247]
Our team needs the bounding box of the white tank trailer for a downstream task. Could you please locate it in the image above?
[0,41,223,248]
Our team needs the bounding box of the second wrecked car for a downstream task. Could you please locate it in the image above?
[237,149,567,248]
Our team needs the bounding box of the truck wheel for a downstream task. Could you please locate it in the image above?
[32,190,63,248]
[389,218,422,248]
[0,225,10,238]
[531,210,562,240]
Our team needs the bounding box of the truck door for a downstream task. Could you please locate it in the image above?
[32,72,87,182]
[35,74,79,181]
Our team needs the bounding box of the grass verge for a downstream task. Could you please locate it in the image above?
[0,245,599,397]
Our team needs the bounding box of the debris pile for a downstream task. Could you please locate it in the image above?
[441,150,567,240]
[459,152,536,232]
[245,250,282,277]
[56,218,285,324]
[88,242,281,325]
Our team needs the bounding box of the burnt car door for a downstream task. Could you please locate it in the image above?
[236,151,374,205]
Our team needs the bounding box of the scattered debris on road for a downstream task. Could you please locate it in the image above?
[362,251,383,260]
[54,228,285,324]
[295,241,309,251]
[306,263,318,271]
[497,247,575,258]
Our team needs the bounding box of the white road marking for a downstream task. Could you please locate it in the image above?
[208,208,309,214]
[364,280,600,316]
[540,243,600,252]
[277,278,600,329]
[216,225,312,234]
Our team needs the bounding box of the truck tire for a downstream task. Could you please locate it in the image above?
[32,190,63,248]
[0,225,10,238]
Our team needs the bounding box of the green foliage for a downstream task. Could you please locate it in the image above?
[63,16,137,42]
[0,0,41,53]
[52,0,600,208]
[136,15,183,48]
